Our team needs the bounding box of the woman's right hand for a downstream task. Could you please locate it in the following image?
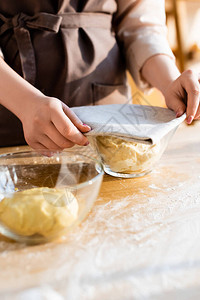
[20,96,91,151]
[0,58,90,151]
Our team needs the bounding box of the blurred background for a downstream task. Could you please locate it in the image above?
[130,0,200,107]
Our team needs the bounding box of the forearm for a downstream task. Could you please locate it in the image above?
[141,54,181,95]
[0,57,44,120]
[0,57,90,150]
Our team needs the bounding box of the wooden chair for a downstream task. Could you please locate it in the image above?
[166,0,200,72]
[166,0,185,71]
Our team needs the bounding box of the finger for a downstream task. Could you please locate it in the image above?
[38,134,63,151]
[29,142,54,156]
[30,142,47,151]
[45,122,75,149]
[195,73,200,119]
[52,107,89,146]
[193,73,200,119]
[62,103,91,132]
[181,70,200,124]
[167,98,186,118]
[194,104,200,119]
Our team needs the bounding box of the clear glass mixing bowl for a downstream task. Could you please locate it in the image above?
[0,150,103,244]
[88,128,177,178]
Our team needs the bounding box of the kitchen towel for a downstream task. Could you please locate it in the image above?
[71,104,186,145]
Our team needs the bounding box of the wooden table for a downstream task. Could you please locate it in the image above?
[0,122,200,299]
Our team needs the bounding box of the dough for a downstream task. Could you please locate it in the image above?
[0,187,79,237]
[95,136,161,173]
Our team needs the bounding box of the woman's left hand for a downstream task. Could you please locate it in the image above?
[163,69,200,124]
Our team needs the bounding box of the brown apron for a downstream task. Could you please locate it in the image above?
[0,0,130,147]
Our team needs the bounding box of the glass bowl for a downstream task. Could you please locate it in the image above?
[0,150,103,244]
[88,128,177,178]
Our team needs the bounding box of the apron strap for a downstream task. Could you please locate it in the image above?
[0,12,112,86]
[0,12,62,85]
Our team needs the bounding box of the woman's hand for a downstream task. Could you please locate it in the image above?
[20,96,91,151]
[163,70,200,124]
[141,55,200,124]
[0,58,91,150]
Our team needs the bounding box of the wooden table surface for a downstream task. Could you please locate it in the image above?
[1,122,200,300]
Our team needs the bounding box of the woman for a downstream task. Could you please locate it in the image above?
[0,0,199,150]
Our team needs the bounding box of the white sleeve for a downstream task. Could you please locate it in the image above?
[115,0,175,91]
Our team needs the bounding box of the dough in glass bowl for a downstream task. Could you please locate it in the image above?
[95,136,161,174]
[0,187,78,237]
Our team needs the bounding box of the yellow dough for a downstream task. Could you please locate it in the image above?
[95,136,161,173]
[0,187,79,237]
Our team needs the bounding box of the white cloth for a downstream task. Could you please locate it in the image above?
[72,104,186,145]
